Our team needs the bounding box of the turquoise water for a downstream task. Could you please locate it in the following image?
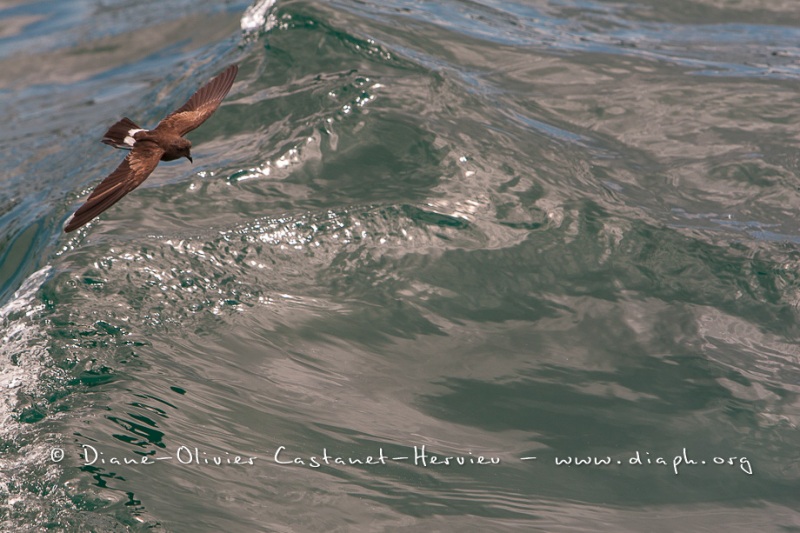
[2,0,800,531]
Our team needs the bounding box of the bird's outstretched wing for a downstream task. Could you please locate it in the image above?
[64,141,164,232]
[156,64,238,136]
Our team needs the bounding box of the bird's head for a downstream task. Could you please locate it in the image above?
[175,138,193,163]
[180,139,194,163]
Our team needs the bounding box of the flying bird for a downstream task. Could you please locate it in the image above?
[64,64,239,232]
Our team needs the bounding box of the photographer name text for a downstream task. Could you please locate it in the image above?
[58,444,753,475]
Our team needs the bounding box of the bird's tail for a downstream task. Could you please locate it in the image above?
[102,117,145,149]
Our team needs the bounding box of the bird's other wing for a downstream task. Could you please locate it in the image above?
[64,141,164,232]
[155,64,238,136]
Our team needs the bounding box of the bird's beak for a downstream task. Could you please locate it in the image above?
[187,155,193,163]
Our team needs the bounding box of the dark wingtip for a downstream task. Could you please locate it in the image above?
[63,214,80,233]
[221,64,239,85]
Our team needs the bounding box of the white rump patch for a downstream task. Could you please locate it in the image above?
[124,128,146,147]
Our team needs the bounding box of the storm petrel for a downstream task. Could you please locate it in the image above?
[63,64,239,232]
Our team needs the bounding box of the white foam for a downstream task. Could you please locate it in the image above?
[0,266,70,528]
[241,0,277,32]
[0,266,51,321]
[0,266,53,435]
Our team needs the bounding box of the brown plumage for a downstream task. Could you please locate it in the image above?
[64,64,239,233]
